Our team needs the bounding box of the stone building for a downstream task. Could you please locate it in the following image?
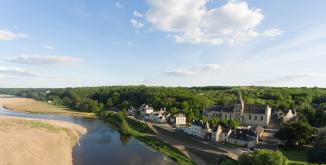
[203,93,272,127]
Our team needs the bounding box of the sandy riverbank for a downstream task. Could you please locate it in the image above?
[0,97,95,118]
[0,115,86,165]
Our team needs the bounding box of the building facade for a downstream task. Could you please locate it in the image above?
[203,93,272,127]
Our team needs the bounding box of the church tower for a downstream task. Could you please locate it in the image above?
[234,91,244,114]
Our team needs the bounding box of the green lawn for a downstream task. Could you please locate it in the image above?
[281,150,308,165]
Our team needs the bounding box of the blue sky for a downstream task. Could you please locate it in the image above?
[0,0,326,88]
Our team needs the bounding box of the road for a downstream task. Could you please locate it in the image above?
[147,123,245,164]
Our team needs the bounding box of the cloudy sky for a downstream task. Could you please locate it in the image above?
[0,0,326,88]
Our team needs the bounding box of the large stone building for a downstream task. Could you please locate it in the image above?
[203,93,272,127]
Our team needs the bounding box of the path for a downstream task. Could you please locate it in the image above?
[147,123,242,164]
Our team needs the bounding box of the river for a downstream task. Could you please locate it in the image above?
[0,107,177,165]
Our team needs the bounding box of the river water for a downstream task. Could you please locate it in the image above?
[0,107,176,165]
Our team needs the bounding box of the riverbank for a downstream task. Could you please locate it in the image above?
[0,98,95,118]
[100,111,195,165]
[0,115,86,165]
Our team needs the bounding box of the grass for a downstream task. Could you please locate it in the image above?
[17,120,60,131]
[137,136,195,165]
[100,111,195,165]
[281,150,308,165]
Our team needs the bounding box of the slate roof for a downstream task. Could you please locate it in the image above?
[211,125,220,132]
[192,120,208,129]
[243,104,267,114]
[229,129,257,141]
[204,104,235,113]
[221,126,231,133]
[205,105,224,112]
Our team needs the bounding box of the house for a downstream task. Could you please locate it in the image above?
[281,109,297,123]
[183,120,210,138]
[203,92,272,127]
[171,113,187,127]
[209,125,259,147]
[210,125,223,142]
[227,128,258,148]
[220,127,232,142]
[127,106,138,116]
[139,104,154,116]
[144,113,167,123]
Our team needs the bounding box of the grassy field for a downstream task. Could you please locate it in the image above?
[281,150,308,165]
[0,98,95,118]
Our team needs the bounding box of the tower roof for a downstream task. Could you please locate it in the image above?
[236,91,244,104]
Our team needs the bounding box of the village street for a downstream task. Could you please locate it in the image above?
[147,123,246,164]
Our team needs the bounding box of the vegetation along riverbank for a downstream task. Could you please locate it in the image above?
[99,111,195,165]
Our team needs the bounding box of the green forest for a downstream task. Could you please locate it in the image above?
[1,86,326,127]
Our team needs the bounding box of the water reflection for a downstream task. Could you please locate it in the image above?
[120,134,131,145]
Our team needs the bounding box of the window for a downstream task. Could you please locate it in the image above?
[249,115,251,120]
[255,115,257,120]
[261,116,263,121]
[229,114,232,119]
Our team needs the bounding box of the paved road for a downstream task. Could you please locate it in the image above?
[147,123,243,164]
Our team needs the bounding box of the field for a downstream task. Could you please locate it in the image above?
[0,115,86,165]
[0,97,95,117]
[281,150,308,165]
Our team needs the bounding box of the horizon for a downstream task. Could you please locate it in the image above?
[1,0,326,88]
[0,84,325,89]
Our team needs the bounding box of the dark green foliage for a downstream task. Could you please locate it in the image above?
[2,86,326,127]
[307,128,326,164]
[307,149,326,164]
[275,121,316,147]
[238,149,287,165]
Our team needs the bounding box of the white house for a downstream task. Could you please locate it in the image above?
[281,109,297,123]
[173,113,187,127]
[139,104,154,116]
[183,120,210,138]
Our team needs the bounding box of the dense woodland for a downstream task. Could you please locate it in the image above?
[1,86,326,127]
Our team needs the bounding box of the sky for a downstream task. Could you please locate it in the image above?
[0,0,326,88]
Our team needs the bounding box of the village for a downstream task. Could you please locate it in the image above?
[126,93,298,150]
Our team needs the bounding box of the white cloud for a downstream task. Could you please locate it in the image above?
[0,67,38,78]
[261,28,283,37]
[163,64,220,77]
[130,19,144,28]
[0,28,27,41]
[4,55,83,65]
[134,10,143,17]
[255,73,324,85]
[145,0,281,45]
[42,44,55,50]
[116,2,123,8]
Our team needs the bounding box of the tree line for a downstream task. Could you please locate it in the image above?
[1,86,326,127]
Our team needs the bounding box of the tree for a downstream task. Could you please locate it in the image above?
[275,121,315,147]
[106,98,113,108]
[227,119,240,129]
[313,128,326,149]
[238,149,287,165]
[307,127,326,164]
